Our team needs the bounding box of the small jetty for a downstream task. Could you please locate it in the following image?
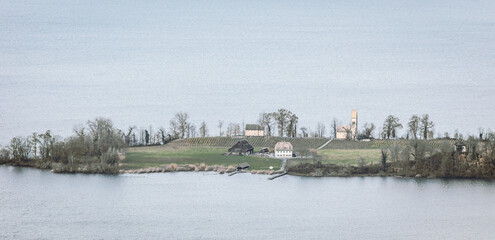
[268,158,287,180]
[229,162,250,176]
[268,158,288,180]
[268,172,287,180]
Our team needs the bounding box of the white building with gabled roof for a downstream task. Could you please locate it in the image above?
[274,141,293,158]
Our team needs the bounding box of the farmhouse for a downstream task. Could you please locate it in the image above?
[228,140,254,155]
[245,124,264,136]
[274,142,293,158]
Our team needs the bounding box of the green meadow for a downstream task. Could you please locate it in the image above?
[288,149,382,167]
[123,146,282,170]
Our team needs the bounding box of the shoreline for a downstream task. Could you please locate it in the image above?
[2,163,492,180]
[119,163,285,175]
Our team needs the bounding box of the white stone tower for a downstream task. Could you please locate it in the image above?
[351,110,358,139]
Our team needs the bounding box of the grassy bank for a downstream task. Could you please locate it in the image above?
[169,136,329,150]
[287,149,382,168]
[123,146,282,170]
[317,149,382,165]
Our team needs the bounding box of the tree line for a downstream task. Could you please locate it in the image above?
[289,131,495,178]
[0,118,125,173]
[113,110,487,142]
[379,130,495,178]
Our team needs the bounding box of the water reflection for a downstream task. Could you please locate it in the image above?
[1,166,495,239]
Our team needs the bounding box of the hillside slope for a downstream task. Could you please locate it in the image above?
[167,136,329,150]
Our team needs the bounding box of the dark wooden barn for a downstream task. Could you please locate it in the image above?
[228,140,254,155]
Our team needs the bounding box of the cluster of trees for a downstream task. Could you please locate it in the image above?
[381,114,435,140]
[115,110,462,142]
[0,118,125,173]
[253,112,437,140]
[124,112,208,147]
[143,111,477,141]
[258,109,299,137]
[290,131,495,178]
[123,125,171,146]
[378,131,495,178]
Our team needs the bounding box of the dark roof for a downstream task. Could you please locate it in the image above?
[228,140,254,153]
[237,162,250,169]
[245,124,263,131]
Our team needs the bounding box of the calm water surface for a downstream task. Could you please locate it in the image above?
[1,166,494,239]
[1,0,495,144]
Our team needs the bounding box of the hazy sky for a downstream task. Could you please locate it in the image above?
[1,0,494,144]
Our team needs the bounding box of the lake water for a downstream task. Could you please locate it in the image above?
[1,0,495,144]
[1,166,494,239]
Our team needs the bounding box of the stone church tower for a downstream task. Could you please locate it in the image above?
[351,110,358,139]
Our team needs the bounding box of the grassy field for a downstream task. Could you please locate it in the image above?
[169,136,329,150]
[122,146,282,170]
[288,149,382,167]
[123,137,449,170]
[322,139,456,150]
[317,149,382,165]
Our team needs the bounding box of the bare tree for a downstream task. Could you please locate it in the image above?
[226,123,241,136]
[86,118,125,156]
[217,120,224,137]
[226,124,232,136]
[420,114,434,139]
[478,127,485,140]
[138,129,146,145]
[390,142,400,162]
[331,118,338,139]
[234,123,241,136]
[191,124,197,138]
[123,126,135,146]
[382,115,403,139]
[362,122,376,139]
[286,113,298,137]
[158,127,167,144]
[241,121,245,136]
[9,136,31,161]
[145,130,150,145]
[30,132,39,158]
[344,127,352,140]
[273,109,291,137]
[148,125,154,144]
[258,112,274,137]
[186,123,196,138]
[169,120,179,139]
[38,130,53,159]
[300,127,308,137]
[410,139,430,171]
[199,121,208,137]
[381,149,388,171]
[170,112,189,139]
[408,115,420,139]
[316,122,326,138]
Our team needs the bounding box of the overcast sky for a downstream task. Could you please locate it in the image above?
[1,0,494,143]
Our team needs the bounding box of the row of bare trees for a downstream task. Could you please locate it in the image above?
[123,112,207,147]
[120,111,439,141]
[380,114,435,140]
[257,109,299,137]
